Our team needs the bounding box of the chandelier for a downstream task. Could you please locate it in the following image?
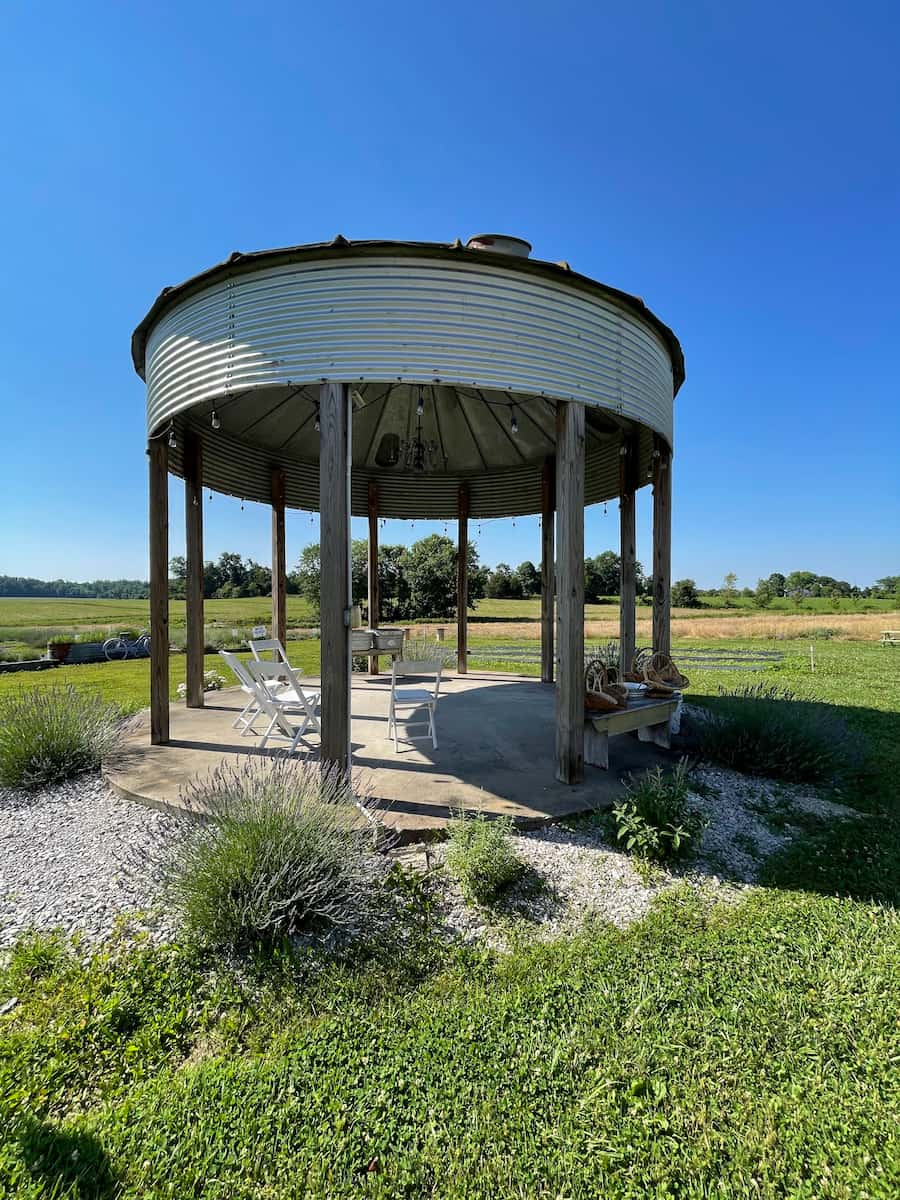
[374,386,446,472]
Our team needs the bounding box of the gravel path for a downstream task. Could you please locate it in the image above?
[0,777,175,949]
[1,762,860,953]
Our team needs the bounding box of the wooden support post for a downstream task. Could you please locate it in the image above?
[652,438,672,657]
[555,402,585,784]
[367,481,379,674]
[457,483,469,674]
[148,435,169,745]
[184,432,204,708]
[618,436,638,676]
[319,382,352,772]
[271,467,286,654]
[540,457,555,684]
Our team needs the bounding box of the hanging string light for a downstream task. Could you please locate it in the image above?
[314,404,321,432]
[416,386,424,416]
[510,405,519,436]
[240,498,245,511]
[211,407,220,430]
[167,422,176,450]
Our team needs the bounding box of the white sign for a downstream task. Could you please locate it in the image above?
[252,625,267,639]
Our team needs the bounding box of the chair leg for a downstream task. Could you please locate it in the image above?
[430,706,437,750]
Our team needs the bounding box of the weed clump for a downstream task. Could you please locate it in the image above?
[444,812,524,905]
[613,759,703,862]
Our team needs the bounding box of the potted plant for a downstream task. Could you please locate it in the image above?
[47,636,73,662]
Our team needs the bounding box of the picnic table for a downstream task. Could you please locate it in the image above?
[584,696,678,769]
[880,630,900,647]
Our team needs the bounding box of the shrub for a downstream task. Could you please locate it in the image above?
[612,759,703,862]
[0,686,124,789]
[691,684,851,783]
[165,758,383,950]
[444,811,524,905]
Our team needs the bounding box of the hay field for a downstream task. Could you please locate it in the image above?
[412,610,899,642]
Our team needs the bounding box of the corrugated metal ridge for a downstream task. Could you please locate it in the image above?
[132,239,685,392]
[172,412,655,519]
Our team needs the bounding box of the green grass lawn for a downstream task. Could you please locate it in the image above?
[2,637,899,1196]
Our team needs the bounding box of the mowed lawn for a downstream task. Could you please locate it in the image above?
[2,635,899,1196]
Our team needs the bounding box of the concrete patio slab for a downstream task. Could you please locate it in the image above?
[107,671,675,843]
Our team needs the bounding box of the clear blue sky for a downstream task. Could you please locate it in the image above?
[1,1,897,589]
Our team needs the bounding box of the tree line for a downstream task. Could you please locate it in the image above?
[670,571,900,609]
[2,561,897,608]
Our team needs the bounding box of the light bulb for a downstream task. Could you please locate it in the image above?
[168,425,176,449]
[211,409,220,430]
[511,409,518,435]
[416,388,424,416]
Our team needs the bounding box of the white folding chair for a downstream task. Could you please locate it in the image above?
[387,660,442,752]
[247,658,321,753]
[249,637,298,669]
[218,650,291,735]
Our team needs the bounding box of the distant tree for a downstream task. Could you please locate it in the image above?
[402,534,483,618]
[753,578,773,608]
[169,556,187,599]
[670,579,701,608]
[486,563,522,600]
[294,535,483,622]
[516,561,540,598]
[766,572,786,597]
[873,575,900,600]
[722,571,738,608]
[584,551,621,602]
[785,570,818,600]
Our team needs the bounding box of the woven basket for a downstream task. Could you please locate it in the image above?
[585,658,627,711]
[642,652,689,695]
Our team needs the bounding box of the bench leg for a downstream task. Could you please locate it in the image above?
[584,726,609,769]
[637,720,671,750]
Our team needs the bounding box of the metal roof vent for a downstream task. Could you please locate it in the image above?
[465,233,532,258]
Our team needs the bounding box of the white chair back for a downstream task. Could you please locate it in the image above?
[219,649,256,691]
[392,659,442,699]
[249,637,289,663]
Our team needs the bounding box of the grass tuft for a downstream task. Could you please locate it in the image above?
[0,685,123,789]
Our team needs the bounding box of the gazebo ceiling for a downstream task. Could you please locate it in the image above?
[135,238,683,519]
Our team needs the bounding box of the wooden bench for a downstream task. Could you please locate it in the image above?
[584,697,678,769]
[880,630,900,647]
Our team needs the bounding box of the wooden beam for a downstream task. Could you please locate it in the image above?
[652,437,672,657]
[540,457,555,684]
[457,482,469,674]
[271,467,287,653]
[148,435,169,744]
[555,401,585,784]
[367,480,379,674]
[618,436,638,676]
[319,382,352,771]
[184,432,204,708]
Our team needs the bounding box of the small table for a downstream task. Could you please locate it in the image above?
[584,697,678,769]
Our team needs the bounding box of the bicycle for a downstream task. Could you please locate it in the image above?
[103,630,151,661]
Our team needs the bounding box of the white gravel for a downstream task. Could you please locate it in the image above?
[0,761,860,953]
[412,764,860,945]
[0,776,176,950]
